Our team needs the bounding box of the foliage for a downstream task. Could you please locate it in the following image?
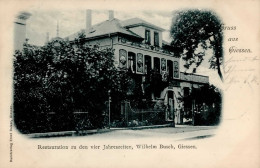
[183,84,222,125]
[13,35,129,133]
[190,85,221,105]
[170,10,224,80]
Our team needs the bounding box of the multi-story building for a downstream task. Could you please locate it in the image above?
[14,10,209,125]
[65,10,209,124]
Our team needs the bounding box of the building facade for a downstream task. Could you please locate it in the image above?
[14,10,209,125]
[66,10,209,124]
[14,12,31,51]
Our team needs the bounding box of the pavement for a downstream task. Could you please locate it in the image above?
[27,124,218,140]
[27,124,172,138]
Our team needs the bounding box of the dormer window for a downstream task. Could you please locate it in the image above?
[154,32,159,47]
[145,29,151,44]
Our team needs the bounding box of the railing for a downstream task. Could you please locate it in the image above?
[129,99,166,113]
[118,37,174,56]
[121,99,167,127]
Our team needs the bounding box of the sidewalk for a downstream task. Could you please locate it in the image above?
[27,124,214,138]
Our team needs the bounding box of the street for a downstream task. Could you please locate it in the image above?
[71,125,218,141]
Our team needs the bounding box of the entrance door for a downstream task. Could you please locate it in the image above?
[166,91,174,121]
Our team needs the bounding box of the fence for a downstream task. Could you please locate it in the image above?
[120,99,172,127]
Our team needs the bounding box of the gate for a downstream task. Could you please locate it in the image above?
[121,99,169,126]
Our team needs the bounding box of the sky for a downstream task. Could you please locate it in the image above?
[26,10,173,46]
[25,9,222,88]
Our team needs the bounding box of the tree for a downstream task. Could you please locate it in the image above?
[170,10,224,81]
[13,34,128,133]
[188,84,222,125]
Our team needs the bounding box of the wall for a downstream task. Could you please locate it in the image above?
[180,72,209,84]
[129,26,163,47]
[84,36,118,49]
[129,26,144,39]
[14,23,26,51]
[14,12,31,51]
[113,42,179,75]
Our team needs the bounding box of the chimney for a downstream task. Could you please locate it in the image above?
[109,10,114,20]
[86,9,92,33]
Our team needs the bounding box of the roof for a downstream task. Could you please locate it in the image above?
[66,18,143,41]
[51,37,64,41]
[179,72,209,84]
[120,18,165,31]
[162,40,170,46]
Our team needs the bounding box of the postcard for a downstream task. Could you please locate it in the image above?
[0,0,259,167]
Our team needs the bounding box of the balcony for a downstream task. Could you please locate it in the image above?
[118,37,174,56]
[180,72,209,84]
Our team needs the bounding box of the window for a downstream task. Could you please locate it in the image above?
[128,52,136,73]
[161,58,166,72]
[184,87,190,97]
[145,30,151,44]
[136,53,144,74]
[145,55,151,75]
[173,61,179,78]
[154,32,159,47]
[167,60,173,79]
[154,57,160,73]
[119,49,127,68]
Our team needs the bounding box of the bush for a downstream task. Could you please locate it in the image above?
[13,36,127,133]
